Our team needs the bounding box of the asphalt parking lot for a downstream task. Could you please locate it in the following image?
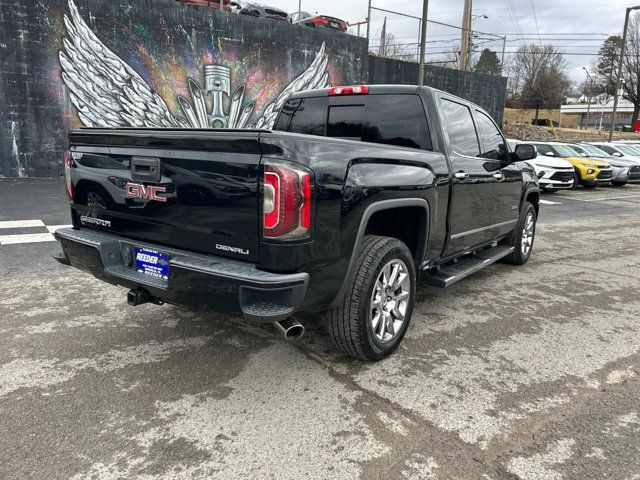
[1,178,639,480]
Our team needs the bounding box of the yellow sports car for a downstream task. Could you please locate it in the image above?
[529,142,612,188]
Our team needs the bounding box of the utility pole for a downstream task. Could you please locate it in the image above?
[366,0,372,39]
[500,35,506,73]
[418,0,429,86]
[459,0,472,71]
[609,6,640,141]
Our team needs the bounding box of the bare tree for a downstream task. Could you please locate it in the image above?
[508,44,572,121]
[377,32,413,61]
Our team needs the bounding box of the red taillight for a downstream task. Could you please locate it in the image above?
[65,151,73,201]
[328,85,369,96]
[263,163,313,240]
[311,16,329,25]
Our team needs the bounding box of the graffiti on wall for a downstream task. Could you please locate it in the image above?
[59,0,331,130]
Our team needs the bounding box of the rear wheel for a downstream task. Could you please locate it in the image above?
[503,202,536,265]
[326,235,416,362]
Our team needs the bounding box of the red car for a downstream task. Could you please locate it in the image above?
[289,11,348,32]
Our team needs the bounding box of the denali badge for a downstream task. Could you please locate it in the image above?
[216,244,250,256]
[80,215,111,228]
[125,182,167,202]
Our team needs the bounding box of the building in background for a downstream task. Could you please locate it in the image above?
[561,99,638,132]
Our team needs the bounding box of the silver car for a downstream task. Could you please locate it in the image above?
[585,143,640,184]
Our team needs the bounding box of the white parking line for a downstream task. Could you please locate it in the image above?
[539,199,561,205]
[554,194,639,203]
[0,219,45,229]
[0,221,71,245]
[0,233,56,245]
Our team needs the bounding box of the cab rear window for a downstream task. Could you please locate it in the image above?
[273,94,432,151]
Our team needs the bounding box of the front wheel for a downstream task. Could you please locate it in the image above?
[326,235,416,362]
[503,202,537,265]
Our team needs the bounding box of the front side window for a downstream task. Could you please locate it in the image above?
[475,111,508,161]
[441,99,480,157]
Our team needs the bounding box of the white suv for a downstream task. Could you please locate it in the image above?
[507,139,575,191]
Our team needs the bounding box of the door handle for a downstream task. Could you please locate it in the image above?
[492,172,504,180]
[454,171,469,180]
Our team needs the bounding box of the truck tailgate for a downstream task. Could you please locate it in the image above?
[68,129,264,262]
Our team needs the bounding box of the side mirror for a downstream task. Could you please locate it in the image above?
[612,151,623,157]
[515,144,537,161]
[544,151,555,157]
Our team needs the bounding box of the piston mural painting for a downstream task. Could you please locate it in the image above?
[59,0,330,130]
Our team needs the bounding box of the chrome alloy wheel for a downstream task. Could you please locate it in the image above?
[369,259,411,343]
[521,212,535,257]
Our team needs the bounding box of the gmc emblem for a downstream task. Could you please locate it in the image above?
[125,182,167,202]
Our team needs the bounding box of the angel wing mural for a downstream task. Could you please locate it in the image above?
[59,0,330,130]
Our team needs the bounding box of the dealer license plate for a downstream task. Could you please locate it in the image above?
[134,248,169,280]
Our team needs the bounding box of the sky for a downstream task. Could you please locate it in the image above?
[261,0,640,86]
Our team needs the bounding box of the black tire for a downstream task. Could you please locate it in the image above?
[503,202,537,265]
[583,183,597,189]
[326,235,416,362]
[571,169,580,189]
[612,181,627,187]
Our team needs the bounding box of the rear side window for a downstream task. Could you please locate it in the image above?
[327,105,364,140]
[273,96,327,135]
[274,94,432,150]
[363,95,431,150]
[441,99,480,157]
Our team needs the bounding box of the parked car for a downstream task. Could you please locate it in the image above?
[289,11,348,32]
[569,143,639,186]
[527,142,611,189]
[54,85,539,361]
[588,142,640,160]
[507,139,574,192]
[232,2,289,20]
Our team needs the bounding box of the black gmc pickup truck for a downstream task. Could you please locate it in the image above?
[55,85,539,361]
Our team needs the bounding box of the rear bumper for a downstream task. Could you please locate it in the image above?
[54,228,308,323]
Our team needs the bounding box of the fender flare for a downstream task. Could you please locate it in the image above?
[329,198,430,308]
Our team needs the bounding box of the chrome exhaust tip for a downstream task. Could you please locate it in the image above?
[273,318,305,340]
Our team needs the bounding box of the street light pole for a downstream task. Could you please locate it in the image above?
[609,6,640,141]
[583,67,593,130]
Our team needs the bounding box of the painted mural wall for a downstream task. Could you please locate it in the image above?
[0,0,506,178]
[0,0,367,177]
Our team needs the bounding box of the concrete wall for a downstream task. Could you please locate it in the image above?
[369,56,507,125]
[0,0,506,178]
